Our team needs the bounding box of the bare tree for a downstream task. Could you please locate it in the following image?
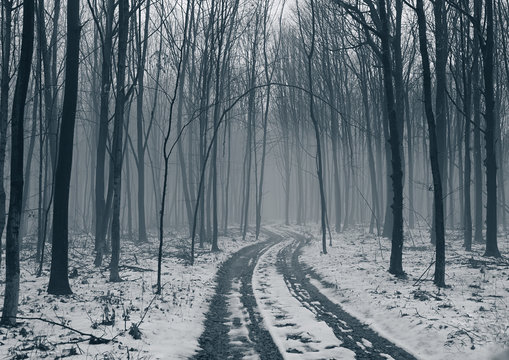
[297,0,328,254]
[1,0,34,325]
[109,0,130,282]
[48,0,81,295]
[412,0,446,286]
[0,0,12,269]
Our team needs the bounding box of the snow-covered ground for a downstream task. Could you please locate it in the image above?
[0,230,260,359]
[296,225,509,360]
[2,225,508,359]
[253,239,356,359]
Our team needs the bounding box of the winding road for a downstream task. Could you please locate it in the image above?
[193,228,417,360]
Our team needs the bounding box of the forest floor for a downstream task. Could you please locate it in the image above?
[1,225,508,359]
[296,224,509,360]
[0,230,263,359]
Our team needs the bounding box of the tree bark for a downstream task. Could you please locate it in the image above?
[482,0,501,257]
[1,0,34,325]
[461,8,473,250]
[109,0,129,282]
[94,0,114,267]
[473,0,483,244]
[135,0,150,244]
[48,0,80,295]
[377,0,404,276]
[415,0,446,286]
[0,0,12,269]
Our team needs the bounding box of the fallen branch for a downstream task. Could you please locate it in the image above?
[103,264,154,272]
[413,259,436,286]
[7,316,114,344]
[119,264,154,272]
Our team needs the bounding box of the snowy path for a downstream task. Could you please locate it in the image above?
[193,238,282,359]
[193,228,418,359]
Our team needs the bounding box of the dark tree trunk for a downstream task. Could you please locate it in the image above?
[47,0,80,295]
[211,86,220,251]
[1,0,34,325]
[0,0,12,269]
[415,0,446,287]
[362,78,380,235]
[223,116,231,233]
[482,0,501,257]
[464,114,473,251]
[430,0,448,245]
[406,90,415,229]
[94,0,114,267]
[303,0,327,254]
[461,8,473,250]
[109,0,129,282]
[20,84,39,239]
[296,125,303,224]
[382,89,393,238]
[242,84,255,240]
[473,0,483,244]
[256,85,270,240]
[156,0,191,291]
[322,42,342,233]
[377,0,404,276]
[37,0,59,176]
[176,38,194,236]
[135,0,150,244]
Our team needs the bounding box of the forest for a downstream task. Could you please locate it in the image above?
[0,0,508,358]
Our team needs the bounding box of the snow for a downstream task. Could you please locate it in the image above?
[295,225,509,360]
[0,231,260,359]
[252,239,356,359]
[226,279,260,359]
[2,224,508,359]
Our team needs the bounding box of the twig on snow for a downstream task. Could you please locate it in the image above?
[6,316,115,344]
[413,259,436,286]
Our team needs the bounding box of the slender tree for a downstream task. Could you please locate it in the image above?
[0,0,12,269]
[298,0,328,254]
[110,0,129,282]
[378,0,405,276]
[1,0,34,325]
[47,0,81,295]
[482,0,501,257]
[413,0,446,286]
[93,0,115,267]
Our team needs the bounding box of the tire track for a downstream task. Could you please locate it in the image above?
[193,239,283,360]
[276,230,417,360]
[194,227,418,359]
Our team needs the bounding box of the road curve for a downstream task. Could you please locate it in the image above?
[192,229,417,359]
[276,230,417,359]
[193,238,283,360]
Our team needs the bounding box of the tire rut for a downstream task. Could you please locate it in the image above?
[276,231,418,360]
[193,239,283,360]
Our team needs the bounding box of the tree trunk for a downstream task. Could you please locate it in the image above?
[109,0,129,282]
[415,0,446,286]
[1,0,34,325]
[94,0,114,267]
[482,0,501,257]
[430,0,448,245]
[378,0,404,276]
[135,0,150,244]
[20,84,39,239]
[47,0,80,295]
[462,10,473,250]
[473,0,483,244]
[0,0,12,269]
